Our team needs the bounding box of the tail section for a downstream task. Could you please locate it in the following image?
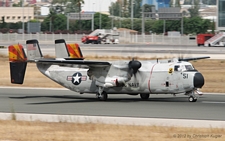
[8,44,27,84]
[55,39,83,60]
[26,39,43,60]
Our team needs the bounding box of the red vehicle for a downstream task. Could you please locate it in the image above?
[81,30,103,44]
[197,34,214,46]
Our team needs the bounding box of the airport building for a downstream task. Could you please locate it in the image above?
[217,0,225,30]
[0,7,34,23]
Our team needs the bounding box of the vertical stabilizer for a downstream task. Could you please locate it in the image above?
[26,39,43,60]
[8,44,27,84]
[55,39,83,59]
[55,39,70,59]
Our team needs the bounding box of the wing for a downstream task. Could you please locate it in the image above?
[179,56,210,61]
[34,59,111,67]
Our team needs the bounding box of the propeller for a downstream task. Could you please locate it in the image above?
[128,58,142,76]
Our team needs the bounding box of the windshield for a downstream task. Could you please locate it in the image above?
[174,65,194,71]
[185,65,194,70]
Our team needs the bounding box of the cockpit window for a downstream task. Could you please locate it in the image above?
[185,65,194,70]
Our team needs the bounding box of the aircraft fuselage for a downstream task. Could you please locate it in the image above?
[36,60,204,95]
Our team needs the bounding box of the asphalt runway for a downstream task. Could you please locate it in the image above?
[0,87,225,121]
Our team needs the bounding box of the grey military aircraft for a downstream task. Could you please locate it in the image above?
[9,39,209,102]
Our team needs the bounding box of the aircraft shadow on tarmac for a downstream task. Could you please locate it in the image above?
[9,95,207,105]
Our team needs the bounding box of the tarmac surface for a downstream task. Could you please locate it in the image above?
[0,87,225,121]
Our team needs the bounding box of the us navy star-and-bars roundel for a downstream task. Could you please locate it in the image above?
[71,72,82,85]
[67,72,87,85]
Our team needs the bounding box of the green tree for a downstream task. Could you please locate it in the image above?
[109,1,120,17]
[127,0,142,18]
[188,0,200,18]
[183,16,211,34]
[51,0,84,14]
[109,0,142,18]
[133,0,142,18]
[143,4,155,12]
[41,12,67,32]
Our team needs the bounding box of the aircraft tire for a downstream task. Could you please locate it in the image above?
[97,91,108,101]
[140,93,150,100]
[188,96,197,102]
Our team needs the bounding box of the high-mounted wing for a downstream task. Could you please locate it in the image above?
[34,59,110,67]
[179,56,210,62]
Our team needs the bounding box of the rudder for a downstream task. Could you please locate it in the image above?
[67,43,83,59]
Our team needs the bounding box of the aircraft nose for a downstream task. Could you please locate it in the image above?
[193,72,204,88]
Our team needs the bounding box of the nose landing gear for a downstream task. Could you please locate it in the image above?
[186,89,202,102]
[188,96,197,102]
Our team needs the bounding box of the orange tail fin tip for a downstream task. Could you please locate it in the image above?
[8,44,27,62]
[66,43,84,59]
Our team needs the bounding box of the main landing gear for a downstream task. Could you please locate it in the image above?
[140,93,150,100]
[186,90,201,102]
[96,87,108,101]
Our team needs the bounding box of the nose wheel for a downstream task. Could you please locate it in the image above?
[186,90,198,102]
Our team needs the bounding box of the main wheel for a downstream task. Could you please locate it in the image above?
[97,91,108,101]
[188,96,197,102]
[140,94,150,100]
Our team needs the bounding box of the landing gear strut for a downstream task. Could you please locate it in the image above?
[96,87,108,101]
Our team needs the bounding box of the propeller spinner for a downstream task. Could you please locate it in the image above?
[128,59,142,74]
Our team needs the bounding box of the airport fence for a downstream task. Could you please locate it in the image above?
[0,32,196,45]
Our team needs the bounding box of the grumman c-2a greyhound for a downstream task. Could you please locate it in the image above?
[8,39,210,102]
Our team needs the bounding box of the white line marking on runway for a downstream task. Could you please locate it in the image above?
[202,101,225,104]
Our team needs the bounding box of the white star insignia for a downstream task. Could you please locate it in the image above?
[73,74,81,83]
